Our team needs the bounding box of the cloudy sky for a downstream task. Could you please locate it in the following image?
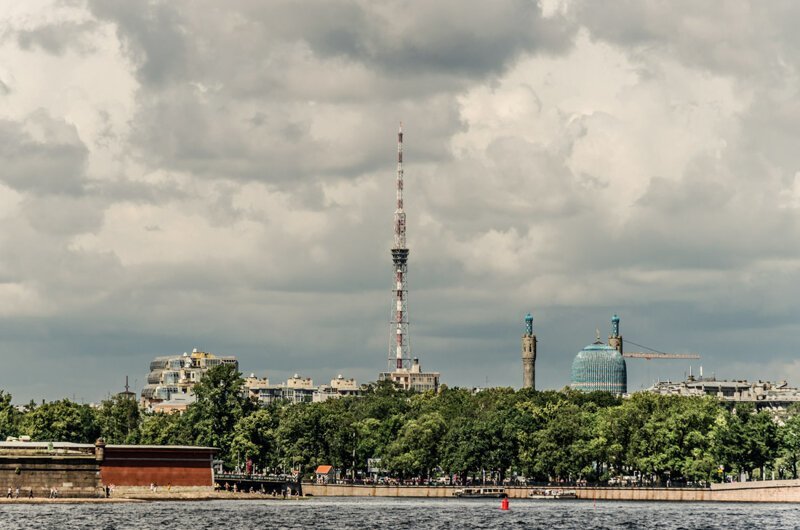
[1,0,800,402]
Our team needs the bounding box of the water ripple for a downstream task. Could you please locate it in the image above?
[2,498,796,530]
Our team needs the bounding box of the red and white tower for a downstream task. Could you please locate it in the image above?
[390,123,411,371]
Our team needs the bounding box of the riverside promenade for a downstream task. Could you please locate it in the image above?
[0,486,300,502]
[305,479,800,503]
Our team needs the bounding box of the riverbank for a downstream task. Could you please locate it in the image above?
[0,497,144,504]
[0,486,304,503]
[303,480,800,503]
[8,481,800,503]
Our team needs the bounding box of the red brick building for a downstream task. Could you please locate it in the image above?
[99,443,217,487]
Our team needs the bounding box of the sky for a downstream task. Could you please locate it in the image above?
[1,0,800,403]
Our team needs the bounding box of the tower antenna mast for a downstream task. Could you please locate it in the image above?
[390,123,411,371]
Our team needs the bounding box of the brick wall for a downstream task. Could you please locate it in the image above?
[0,456,101,498]
[100,447,214,487]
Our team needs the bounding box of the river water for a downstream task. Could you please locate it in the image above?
[2,498,796,529]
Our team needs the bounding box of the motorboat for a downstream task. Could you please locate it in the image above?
[528,488,577,499]
[453,487,507,498]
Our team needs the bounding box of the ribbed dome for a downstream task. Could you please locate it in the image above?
[571,342,627,395]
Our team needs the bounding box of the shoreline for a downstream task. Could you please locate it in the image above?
[302,480,800,503]
[0,491,304,504]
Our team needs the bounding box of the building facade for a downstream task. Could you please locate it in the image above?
[647,376,800,411]
[379,358,440,392]
[141,348,238,409]
[0,439,216,497]
[244,374,361,406]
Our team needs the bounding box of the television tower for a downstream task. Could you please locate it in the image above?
[389,123,411,371]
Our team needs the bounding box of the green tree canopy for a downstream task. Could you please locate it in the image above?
[97,394,141,444]
[183,363,253,464]
[19,399,100,443]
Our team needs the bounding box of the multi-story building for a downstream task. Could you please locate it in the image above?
[141,348,238,410]
[379,358,440,393]
[314,375,361,402]
[244,373,362,406]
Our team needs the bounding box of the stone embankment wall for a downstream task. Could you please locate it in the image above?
[304,484,714,500]
[305,481,800,503]
[0,454,100,498]
[709,479,800,502]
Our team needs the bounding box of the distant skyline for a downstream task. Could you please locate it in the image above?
[2,1,800,402]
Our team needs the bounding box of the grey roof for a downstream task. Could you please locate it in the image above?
[0,441,92,449]
[106,444,217,451]
[0,441,216,451]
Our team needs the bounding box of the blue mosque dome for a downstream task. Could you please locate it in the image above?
[571,341,627,395]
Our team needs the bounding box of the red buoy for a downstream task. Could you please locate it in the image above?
[500,497,509,510]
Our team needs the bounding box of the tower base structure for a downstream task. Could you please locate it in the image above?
[379,358,439,392]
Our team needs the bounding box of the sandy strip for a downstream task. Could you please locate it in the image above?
[0,498,144,504]
[0,492,305,503]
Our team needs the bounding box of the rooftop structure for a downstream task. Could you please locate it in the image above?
[315,375,361,403]
[286,374,314,389]
[379,357,440,393]
[244,374,362,406]
[141,348,238,409]
[571,340,628,395]
[150,393,195,414]
[647,374,800,410]
[329,374,359,392]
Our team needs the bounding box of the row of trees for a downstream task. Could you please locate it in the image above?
[2,364,800,484]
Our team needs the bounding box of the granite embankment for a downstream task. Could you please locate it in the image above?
[0,486,301,503]
[304,479,800,503]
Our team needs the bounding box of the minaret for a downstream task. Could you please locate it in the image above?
[608,314,623,354]
[389,123,411,371]
[522,313,537,389]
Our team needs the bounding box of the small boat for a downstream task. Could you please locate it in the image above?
[453,487,507,498]
[528,488,577,499]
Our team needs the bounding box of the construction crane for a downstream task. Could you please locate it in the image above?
[623,352,700,360]
[621,339,699,360]
[622,350,700,361]
[608,315,701,361]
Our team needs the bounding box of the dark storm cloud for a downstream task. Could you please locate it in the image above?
[90,0,577,87]
[84,0,578,187]
[126,93,462,184]
[0,111,88,196]
[21,195,105,236]
[6,0,800,402]
[16,21,97,55]
[88,0,187,86]
[575,0,800,77]
[94,178,188,205]
[259,0,576,75]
